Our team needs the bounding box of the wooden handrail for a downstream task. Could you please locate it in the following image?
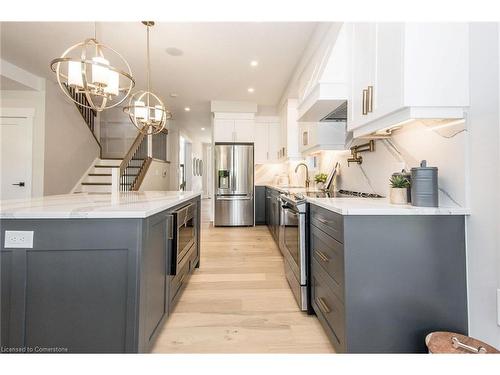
[119,131,146,175]
[131,157,153,191]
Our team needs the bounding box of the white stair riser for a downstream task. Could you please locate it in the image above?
[86,175,112,183]
[92,167,118,175]
[81,184,112,193]
[96,159,122,167]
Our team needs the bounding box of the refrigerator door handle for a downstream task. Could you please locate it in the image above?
[216,196,253,201]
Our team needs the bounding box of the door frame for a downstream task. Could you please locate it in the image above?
[0,107,35,199]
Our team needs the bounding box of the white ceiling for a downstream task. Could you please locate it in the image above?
[1,22,318,141]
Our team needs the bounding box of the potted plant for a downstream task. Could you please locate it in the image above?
[314,173,328,190]
[389,175,410,205]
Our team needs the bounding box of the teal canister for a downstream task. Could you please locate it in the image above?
[410,160,438,207]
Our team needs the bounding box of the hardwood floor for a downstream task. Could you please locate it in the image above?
[151,199,334,353]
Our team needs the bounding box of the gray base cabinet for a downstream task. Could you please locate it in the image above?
[265,187,281,242]
[255,186,266,225]
[308,203,468,353]
[0,196,200,353]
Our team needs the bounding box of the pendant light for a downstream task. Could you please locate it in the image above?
[123,21,171,135]
[50,22,135,112]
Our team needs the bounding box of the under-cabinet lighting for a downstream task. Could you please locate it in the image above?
[425,119,465,131]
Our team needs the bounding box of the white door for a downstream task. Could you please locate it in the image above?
[213,119,234,142]
[233,119,255,142]
[0,115,33,200]
[254,122,268,164]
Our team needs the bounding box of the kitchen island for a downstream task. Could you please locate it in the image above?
[0,191,201,353]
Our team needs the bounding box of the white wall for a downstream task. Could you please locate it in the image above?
[43,80,100,195]
[1,89,45,197]
[138,160,170,191]
[465,22,500,347]
[99,107,137,159]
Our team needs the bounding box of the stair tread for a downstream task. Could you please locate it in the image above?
[82,182,112,186]
[88,173,112,176]
[95,165,120,168]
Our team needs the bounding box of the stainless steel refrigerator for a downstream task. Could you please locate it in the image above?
[214,143,254,226]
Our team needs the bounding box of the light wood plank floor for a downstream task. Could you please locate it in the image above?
[151,199,334,353]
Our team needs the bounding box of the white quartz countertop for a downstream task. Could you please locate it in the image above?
[307,197,469,216]
[0,191,201,219]
[262,185,469,216]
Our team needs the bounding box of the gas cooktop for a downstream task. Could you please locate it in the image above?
[291,189,384,202]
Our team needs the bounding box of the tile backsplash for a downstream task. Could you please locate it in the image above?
[257,120,467,207]
[316,120,467,206]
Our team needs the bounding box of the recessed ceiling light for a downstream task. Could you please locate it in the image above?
[169,93,179,98]
[247,87,255,93]
[165,47,183,56]
[184,107,191,112]
[201,127,206,131]
[250,60,258,67]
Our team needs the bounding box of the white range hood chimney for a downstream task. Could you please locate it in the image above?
[297,24,348,123]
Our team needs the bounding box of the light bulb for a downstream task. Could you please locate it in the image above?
[154,105,164,122]
[134,100,147,120]
[68,61,84,88]
[91,56,110,86]
[104,69,119,96]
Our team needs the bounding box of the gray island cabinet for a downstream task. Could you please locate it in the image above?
[0,192,201,353]
[308,202,468,353]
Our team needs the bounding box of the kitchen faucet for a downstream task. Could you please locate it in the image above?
[295,163,310,188]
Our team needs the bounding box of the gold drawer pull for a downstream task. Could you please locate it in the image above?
[316,297,331,314]
[362,89,368,115]
[315,250,329,263]
[367,85,373,113]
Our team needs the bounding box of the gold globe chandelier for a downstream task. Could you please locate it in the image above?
[123,22,171,135]
[50,23,135,112]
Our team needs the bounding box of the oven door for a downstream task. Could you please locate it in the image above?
[281,204,306,285]
[170,203,195,275]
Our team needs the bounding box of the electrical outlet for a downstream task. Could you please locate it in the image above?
[4,230,34,248]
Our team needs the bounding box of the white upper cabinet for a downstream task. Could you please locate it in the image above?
[348,23,469,137]
[213,118,235,142]
[212,113,255,143]
[279,99,300,161]
[233,119,255,142]
[299,121,346,155]
[254,116,280,164]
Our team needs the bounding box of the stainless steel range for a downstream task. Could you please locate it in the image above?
[279,189,383,312]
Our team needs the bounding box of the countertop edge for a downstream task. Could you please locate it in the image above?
[307,198,470,216]
[0,192,202,220]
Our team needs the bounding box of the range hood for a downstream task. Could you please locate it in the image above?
[297,24,348,123]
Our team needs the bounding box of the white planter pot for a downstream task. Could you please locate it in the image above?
[390,188,408,205]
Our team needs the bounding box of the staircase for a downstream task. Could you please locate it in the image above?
[65,84,164,194]
[74,159,120,194]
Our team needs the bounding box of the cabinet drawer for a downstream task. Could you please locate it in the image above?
[310,204,344,243]
[310,225,345,300]
[311,258,346,351]
[169,244,194,310]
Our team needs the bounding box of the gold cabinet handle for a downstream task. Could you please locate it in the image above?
[315,250,329,263]
[367,85,373,113]
[362,89,368,115]
[317,218,330,225]
[316,297,331,313]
